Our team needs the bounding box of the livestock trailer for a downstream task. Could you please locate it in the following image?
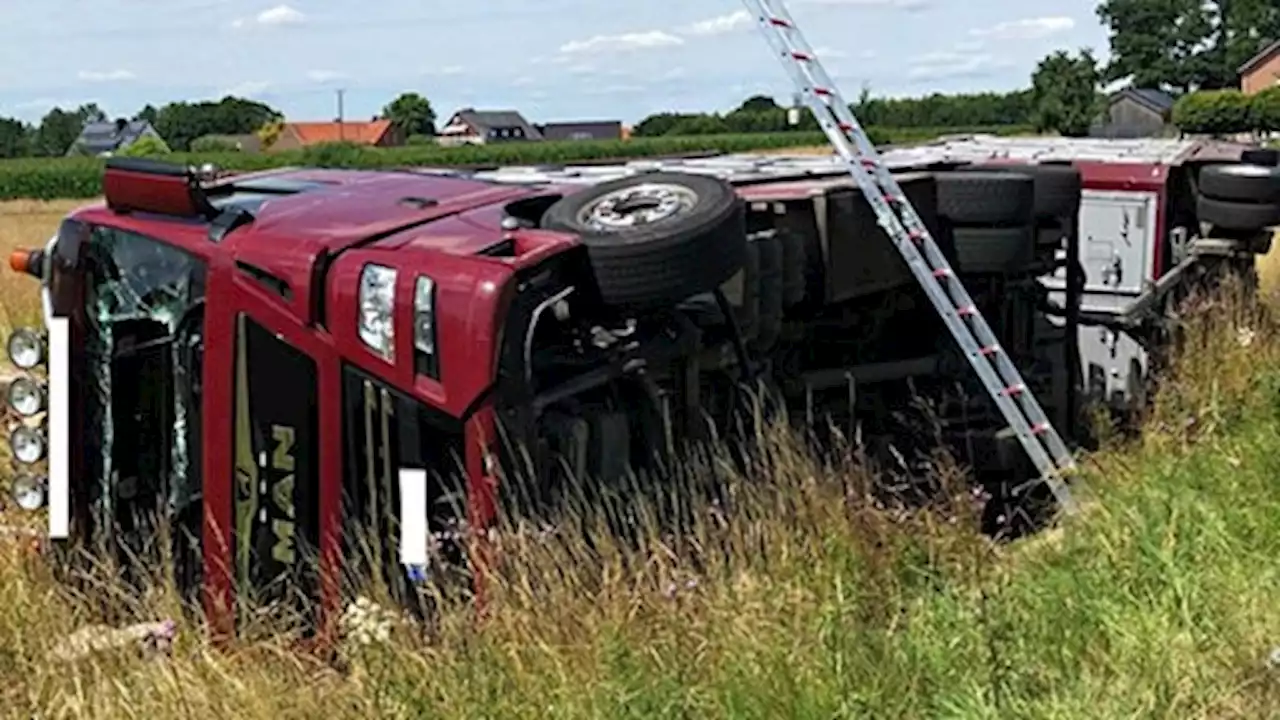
[3,134,1276,637]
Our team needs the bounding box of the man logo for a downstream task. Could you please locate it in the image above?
[270,424,297,564]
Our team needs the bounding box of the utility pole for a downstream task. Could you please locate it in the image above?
[336,88,345,140]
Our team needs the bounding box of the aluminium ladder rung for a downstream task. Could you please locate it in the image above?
[741,0,1080,513]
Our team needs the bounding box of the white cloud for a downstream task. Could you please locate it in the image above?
[512,76,536,86]
[306,70,346,83]
[812,46,848,59]
[907,49,1002,80]
[232,5,305,29]
[681,10,753,36]
[223,80,270,97]
[257,5,305,26]
[77,69,135,82]
[558,30,683,55]
[970,16,1075,40]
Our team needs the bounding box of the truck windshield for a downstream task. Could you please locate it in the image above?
[81,224,207,578]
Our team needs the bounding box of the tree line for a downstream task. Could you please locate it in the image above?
[632,90,1035,137]
[0,92,442,159]
[644,0,1280,140]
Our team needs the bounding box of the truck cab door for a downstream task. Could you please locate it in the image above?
[202,264,340,637]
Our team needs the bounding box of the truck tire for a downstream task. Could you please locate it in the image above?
[540,172,747,310]
[953,226,1036,274]
[935,171,1036,226]
[969,163,1081,220]
[1196,195,1280,230]
[1198,163,1280,204]
[1242,148,1280,167]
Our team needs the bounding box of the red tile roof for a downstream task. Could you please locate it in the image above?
[285,119,394,146]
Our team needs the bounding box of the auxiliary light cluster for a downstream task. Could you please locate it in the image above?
[5,327,49,512]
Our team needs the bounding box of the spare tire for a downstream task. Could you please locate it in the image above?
[935,171,1035,226]
[953,226,1036,273]
[540,172,747,310]
[1198,163,1280,204]
[1242,148,1280,167]
[1197,195,1280,230]
[969,162,1082,221]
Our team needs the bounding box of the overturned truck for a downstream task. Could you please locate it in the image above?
[3,135,1277,634]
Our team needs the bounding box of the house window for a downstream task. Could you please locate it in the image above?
[513,128,524,138]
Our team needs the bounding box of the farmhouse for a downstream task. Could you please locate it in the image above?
[1239,39,1280,95]
[65,119,166,157]
[1091,87,1176,139]
[437,108,542,145]
[269,119,402,151]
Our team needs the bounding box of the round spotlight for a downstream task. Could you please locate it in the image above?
[9,425,46,464]
[10,473,46,511]
[6,377,45,417]
[6,329,44,369]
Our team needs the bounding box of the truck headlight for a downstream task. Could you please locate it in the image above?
[358,264,397,360]
[6,377,45,417]
[9,425,46,464]
[7,328,44,369]
[11,473,47,511]
[413,275,438,377]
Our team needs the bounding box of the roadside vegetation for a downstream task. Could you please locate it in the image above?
[0,125,1037,202]
[1,204,1280,718]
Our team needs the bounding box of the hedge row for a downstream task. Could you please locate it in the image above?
[0,125,1036,201]
[1173,87,1280,135]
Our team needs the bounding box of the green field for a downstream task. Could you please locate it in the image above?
[0,125,1036,201]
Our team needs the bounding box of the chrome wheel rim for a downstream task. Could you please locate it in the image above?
[578,183,698,231]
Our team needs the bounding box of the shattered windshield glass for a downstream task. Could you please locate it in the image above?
[83,226,207,526]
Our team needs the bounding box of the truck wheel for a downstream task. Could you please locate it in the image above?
[953,226,1036,274]
[970,163,1081,221]
[540,172,747,310]
[935,171,1036,226]
[1196,195,1280,230]
[1198,163,1280,204]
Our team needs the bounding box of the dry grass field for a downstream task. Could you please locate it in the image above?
[0,200,1279,718]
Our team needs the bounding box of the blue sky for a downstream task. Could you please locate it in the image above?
[0,1,1110,126]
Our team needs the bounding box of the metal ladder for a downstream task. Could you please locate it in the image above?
[741,0,1080,513]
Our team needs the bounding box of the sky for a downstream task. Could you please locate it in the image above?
[0,1,1112,127]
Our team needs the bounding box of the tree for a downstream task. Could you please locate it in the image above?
[1251,87,1280,133]
[133,104,159,125]
[1097,0,1280,92]
[256,120,285,150]
[1030,49,1103,137]
[35,108,84,156]
[737,95,779,113]
[116,134,172,157]
[381,93,437,137]
[0,117,32,158]
[1173,89,1254,134]
[154,96,283,150]
[76,103,107,124]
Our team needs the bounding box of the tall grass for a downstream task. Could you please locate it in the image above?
[1,208,1280,717]
[0,273,1279,718]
